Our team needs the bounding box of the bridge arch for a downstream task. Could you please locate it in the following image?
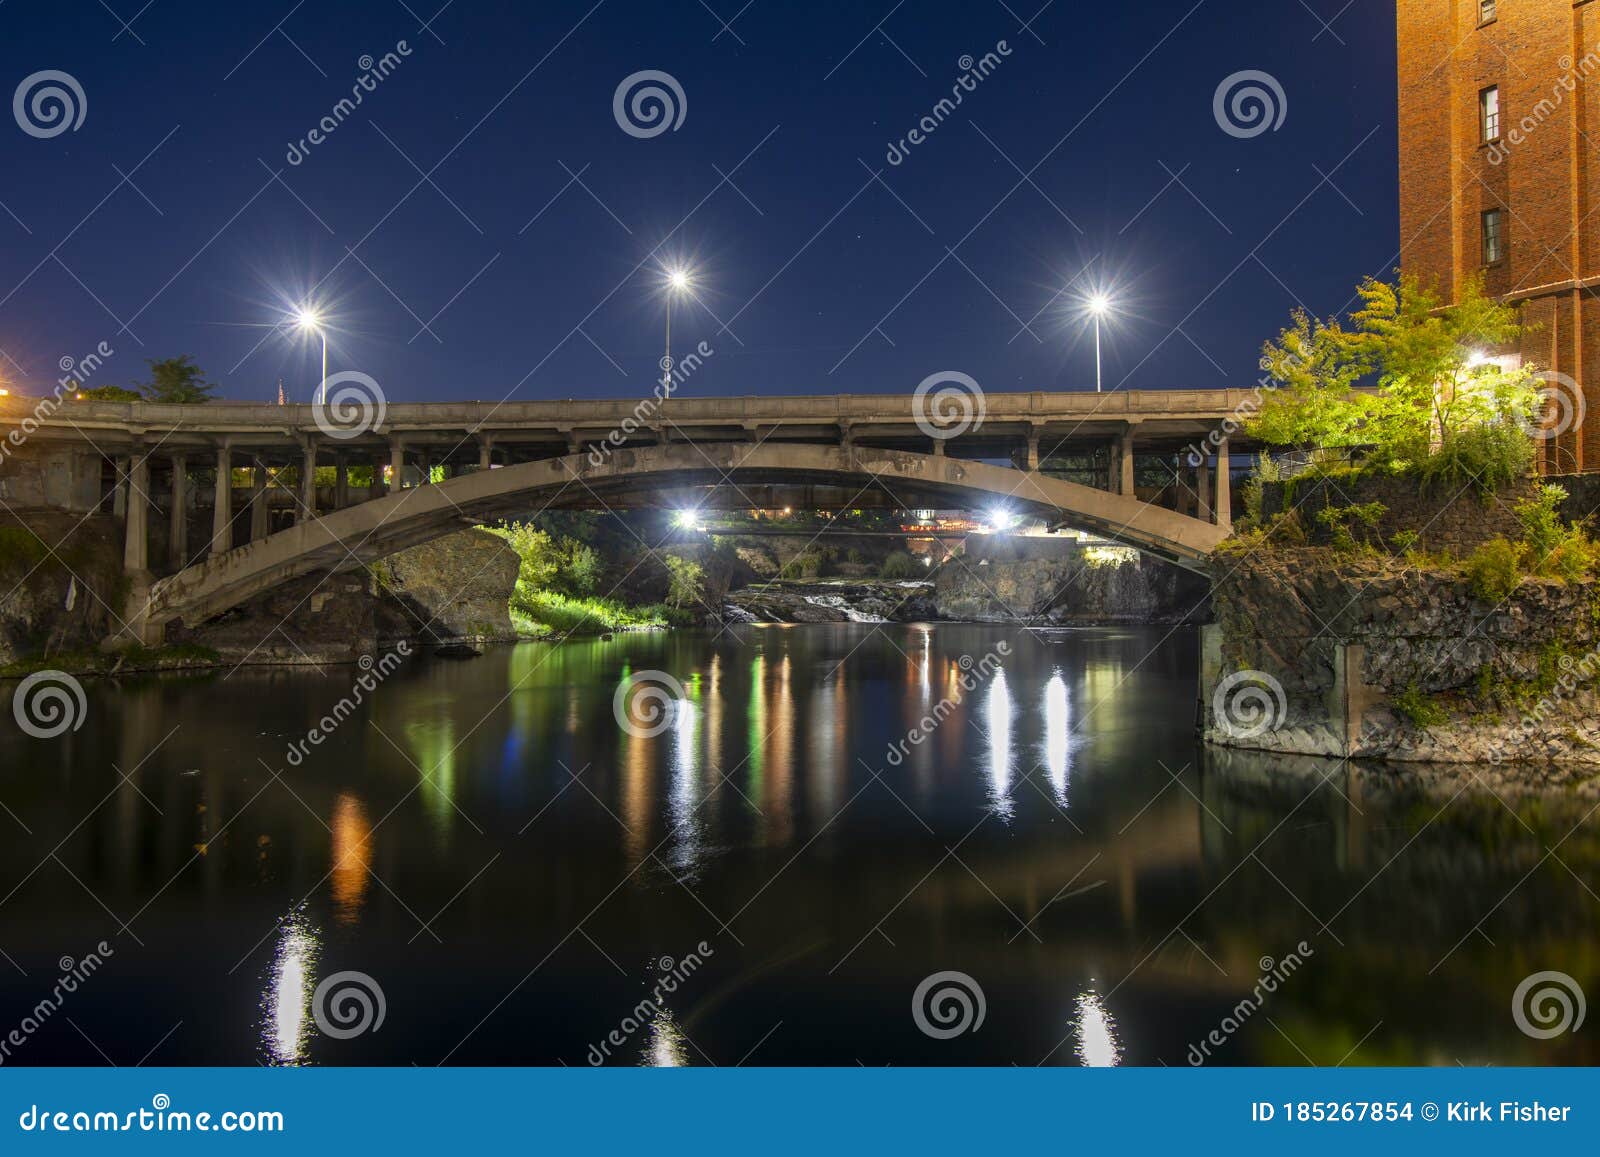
[134,443,1228,639]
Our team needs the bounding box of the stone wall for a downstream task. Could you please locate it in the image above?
[1202,548,1600,769]
[1260,473,1542,554]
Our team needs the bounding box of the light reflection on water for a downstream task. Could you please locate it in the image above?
[4,624,1597,1066]
[261,914,318,1065]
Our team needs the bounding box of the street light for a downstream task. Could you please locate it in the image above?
[294,307,326,404]
[662,267,693,390]
[1087,294,1113,394]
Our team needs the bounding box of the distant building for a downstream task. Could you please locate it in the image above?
[1397,0,1597,471]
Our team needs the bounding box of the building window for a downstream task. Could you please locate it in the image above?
[1480,85,1500,142]
[1479,0,1496,24]
[1482,208,1505,264]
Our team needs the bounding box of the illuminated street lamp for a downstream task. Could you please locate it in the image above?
[1087,294,1113,394]
[294,307,327,404]
[662,267,694,390]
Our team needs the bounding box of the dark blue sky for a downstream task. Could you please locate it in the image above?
[0,0,1396,404]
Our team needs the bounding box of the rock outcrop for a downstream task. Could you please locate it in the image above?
[0,514,125,666]
[726,579,937,623]
[933,539,1210,625]
[1203,547,1600,770]
[172,529,520,664]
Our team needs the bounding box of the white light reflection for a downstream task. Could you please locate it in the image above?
[1044,672,1071,807]
[668,697,702,874]
[260,915,318,1065]
[1074,989,1122,1067]
[642,1010,689,1067]
[986,669,1014,819]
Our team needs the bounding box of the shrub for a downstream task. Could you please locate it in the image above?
[782,549,825,579]
[1390,530,1419,554]
[562,542,603,595]
[1392,681,1447,729]
[663,554,704,609]
[1415,422,1534,497]
[880,551,918,580]
[1464,537,1524,602]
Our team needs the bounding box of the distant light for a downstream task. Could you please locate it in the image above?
[0,388,9,397]
[667,269,692,293]
[988,510,1017,533]
[674,510,702,532]
[1466,349,1489,368]
[294,307,323,332]
[1088,294,1112,317]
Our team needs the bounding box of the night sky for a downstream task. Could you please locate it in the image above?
[0,0,1397,404]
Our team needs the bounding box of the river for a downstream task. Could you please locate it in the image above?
[0,624,1594,1066]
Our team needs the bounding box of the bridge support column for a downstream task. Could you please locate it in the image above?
[1026,431,1041,472]
[298,443,318,524]
[334,456,349,509]
[1196,455,1212,522]
[477,436,494,471]
[1117,428,1135,496]
[123,451,150,579]
[250,460,270,542]
[417,447,431,484]
[113,456,129,517]
[389,442,405,491]
[931,437,945,458]
[211,444,232,557]
[371,453,387,499]
[1213,438,1231,529]
[167,455,188,570]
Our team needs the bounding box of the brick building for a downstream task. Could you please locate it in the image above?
[1397,0,1600,471]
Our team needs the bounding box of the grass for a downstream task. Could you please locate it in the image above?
[0,643,221,679]
[508,590,685,637]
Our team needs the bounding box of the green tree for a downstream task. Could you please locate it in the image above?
[73,385,142,402]
[1250,275,1540,488]
[137,355,217,404]
[663,554,704,609]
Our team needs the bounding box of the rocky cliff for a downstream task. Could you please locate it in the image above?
[0,513,126,666]
[161,528,521,665]
[1203,547,1600,770]
[933,540,1211,625]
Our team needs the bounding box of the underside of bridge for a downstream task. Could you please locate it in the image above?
[131,442,1230,642]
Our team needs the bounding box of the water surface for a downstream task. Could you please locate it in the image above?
[0,625,1594,1066]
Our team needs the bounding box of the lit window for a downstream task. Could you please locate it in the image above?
[1482,208,1505,265]
[1479,0,1496,24]
[1480,86,1500,142]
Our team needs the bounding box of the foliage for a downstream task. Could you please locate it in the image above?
[136,356,217,404]
[0,527,49,572]
[564,543,603,596]
[1464,537,1524,602]
[1390,530,1419,554]
[780,548,826,579]
[663,554,704,609]
[1250,275,1540,491]
[1314,501,1386,554]
[1512,484,1596,582]
[880,551,919,580]
[507,591,669,637]
[73,385,142,402]
[1391,681,1447,729]
[1240,452,1282,525]
[1413,421,1534,496]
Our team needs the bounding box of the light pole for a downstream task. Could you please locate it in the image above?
[664,268,691,390]
[295,308,326,404]
[1088,294,1112,394]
